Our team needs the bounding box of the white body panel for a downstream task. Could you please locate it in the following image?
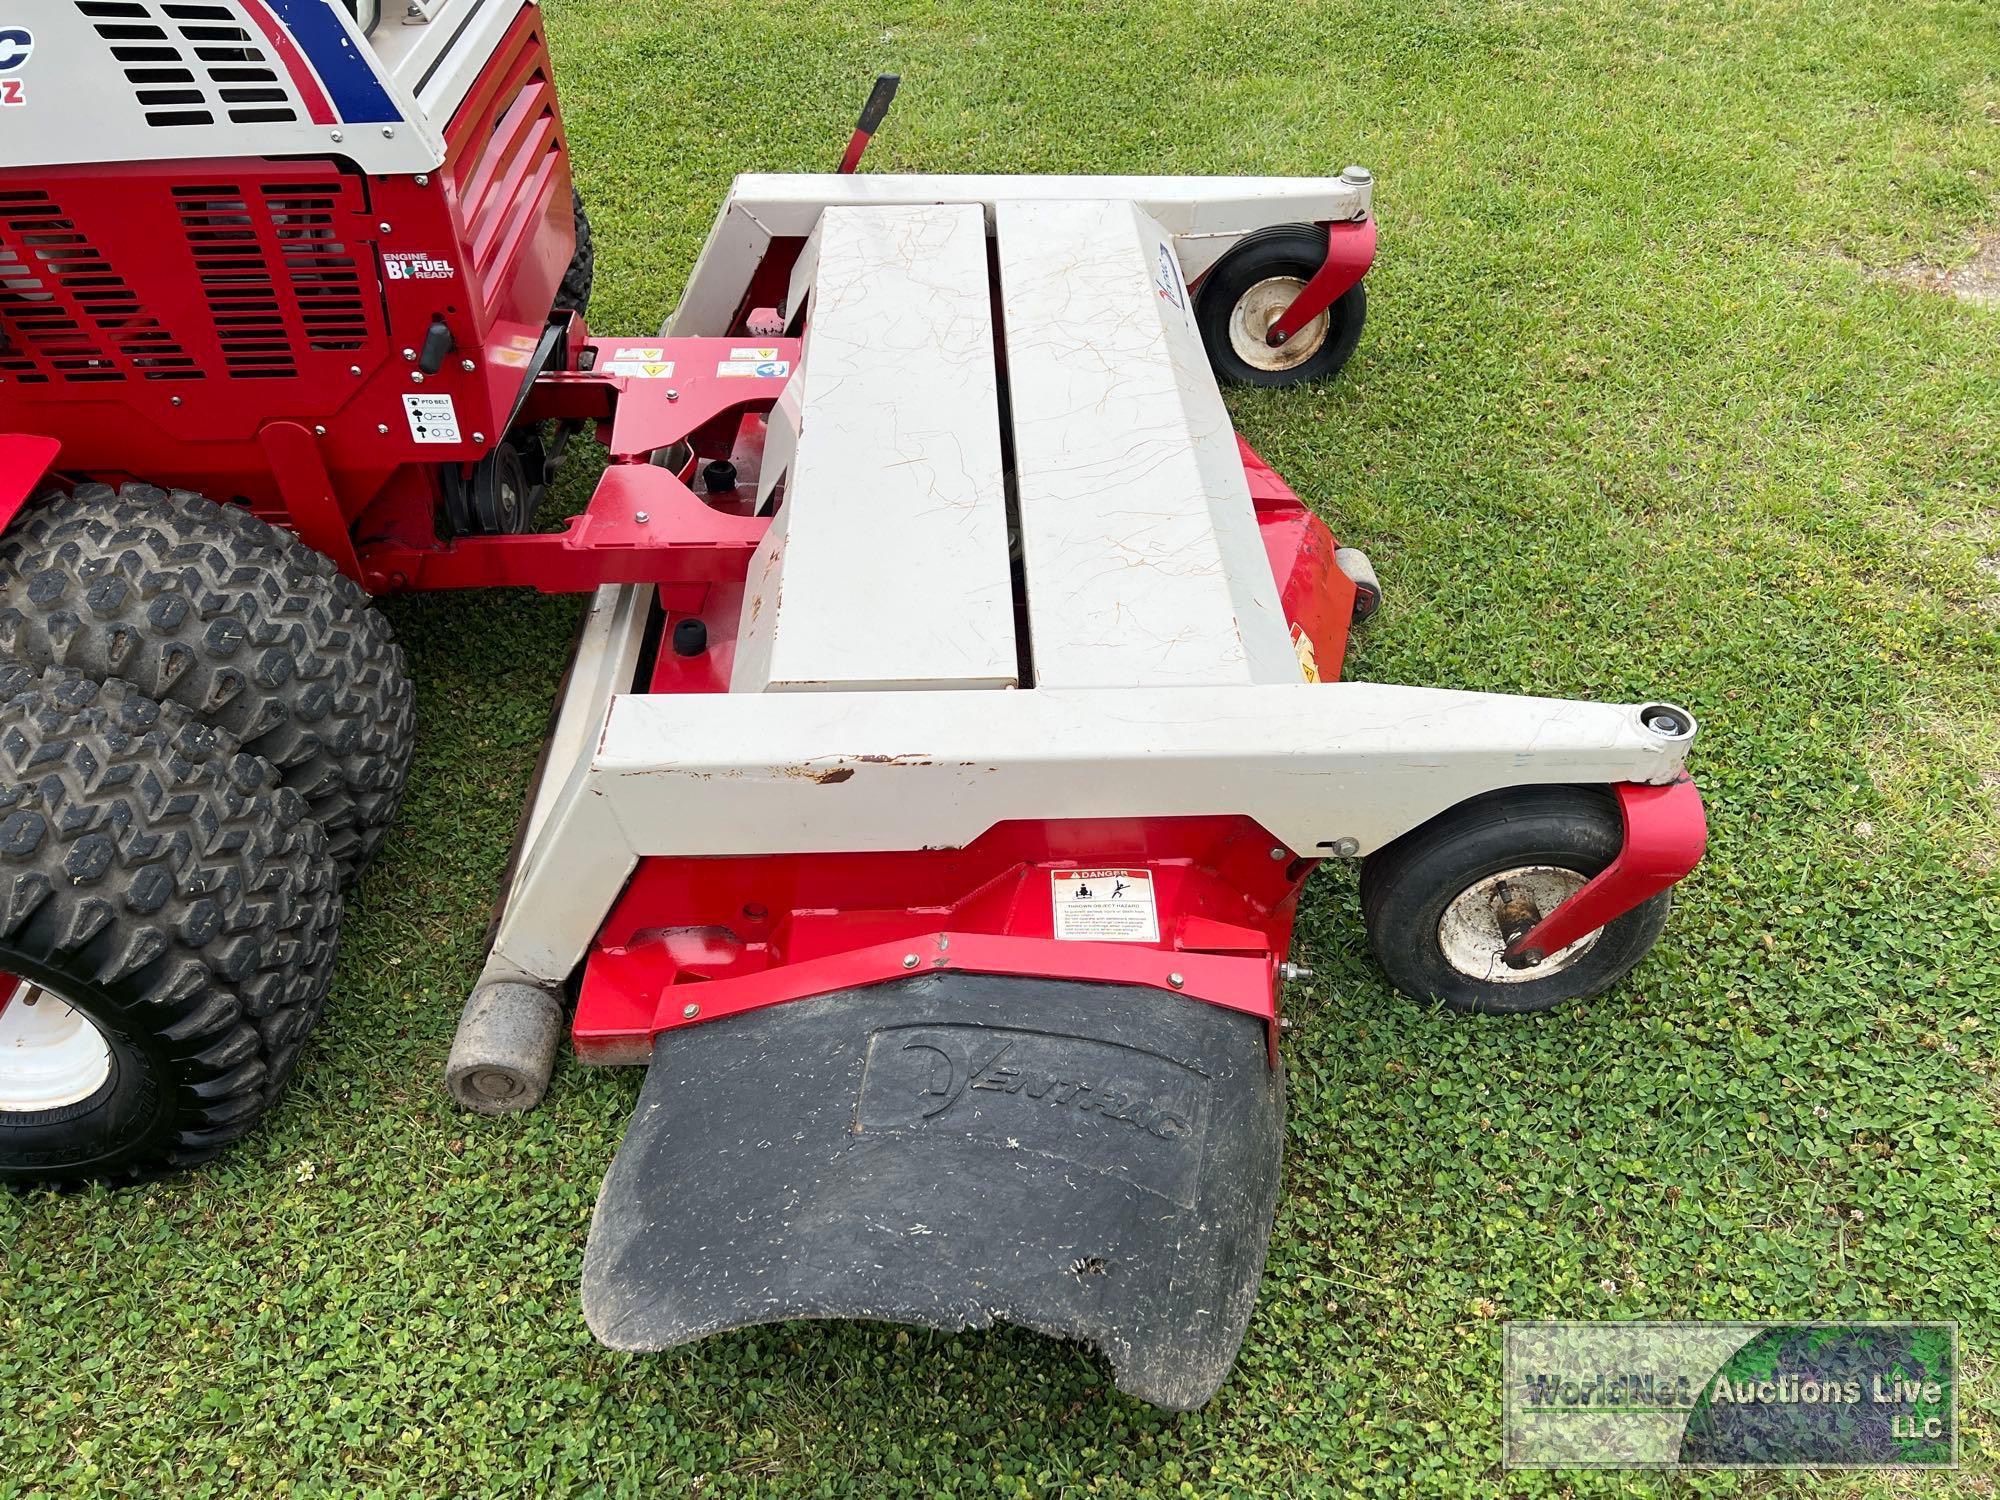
[666,174,1372,337]
[997,199,1297,687]
[480,685,1693,989]
[0,0,544,174]
[731,204,1016,693]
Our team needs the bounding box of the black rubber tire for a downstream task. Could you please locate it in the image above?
[0,668,341,1186]
[1194,225,1367,387]
[0,483,415,886]
[554,188,594,318]
[1359,785,1671,1015]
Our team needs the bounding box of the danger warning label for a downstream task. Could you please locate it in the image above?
[1051,868,1159,943]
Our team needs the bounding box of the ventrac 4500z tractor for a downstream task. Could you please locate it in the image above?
[0,0,1705,1408]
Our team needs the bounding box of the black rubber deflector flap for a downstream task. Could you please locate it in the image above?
[581,972,1285,1410]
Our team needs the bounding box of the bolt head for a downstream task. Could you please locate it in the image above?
[633,511,649,524]
[681,1002,700,1019]
[414,174,430,187]
[902,954,920,970]
[1332,837,1360,857]
[379,222,392,234]
[1167,972,1185,989]
[461,358,476,372]
[377,424,390,435]
[411,371,424,384]
[313,425,326,437]
[1269,847,1286,861]
[471,432,485,444]
[403,348,417,361]
[381,127,395,139]
[1341,163,1373,185]
[170,395,182,407]
[349,365,362,377]
[330,130,344,143]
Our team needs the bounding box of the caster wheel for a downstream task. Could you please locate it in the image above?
[1359,785,1671,1014]
[1195,225,1367,387]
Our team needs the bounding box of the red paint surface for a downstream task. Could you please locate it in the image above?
[1267,218,1377,345]
[0,434,59,530]
[1506,778,1708,962]
[572,818,1305,1065]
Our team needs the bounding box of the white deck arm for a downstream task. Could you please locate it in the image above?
[478,682,1695,990]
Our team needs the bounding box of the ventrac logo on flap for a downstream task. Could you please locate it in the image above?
[0,26,33,108]
[856,1024,1212,1207]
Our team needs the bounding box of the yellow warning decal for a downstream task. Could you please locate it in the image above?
[1290,622,1320,684]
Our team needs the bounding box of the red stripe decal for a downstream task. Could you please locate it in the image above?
[237,0,337,125]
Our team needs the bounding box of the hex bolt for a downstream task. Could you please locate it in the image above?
[1269,847,1287,860]
[664,388,680,401]
[902,954,920,970]
[1330,837,1360,857]
[1279,961,1314,983]
[1278,1016,1296,1032]
[634,511,649,524]
[1167,972,1185,989]
[681,1002,700,1019]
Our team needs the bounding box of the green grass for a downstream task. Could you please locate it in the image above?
[6,0,2000,1493]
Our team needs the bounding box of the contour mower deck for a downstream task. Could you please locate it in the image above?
[0,7,1704,1408]
[447,183,1704,1406]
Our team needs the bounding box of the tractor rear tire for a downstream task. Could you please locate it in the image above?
[0,484,415,887]
[554,188,594,318]
[0,669,341,1186]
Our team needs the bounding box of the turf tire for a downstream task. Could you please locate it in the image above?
[554,188,594,317]
[0,668,341,1186]
[0,484,415,886]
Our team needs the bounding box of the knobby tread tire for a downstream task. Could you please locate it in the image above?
[554,188,594,317]
[0,483,414,885]
[0,668,341,1185]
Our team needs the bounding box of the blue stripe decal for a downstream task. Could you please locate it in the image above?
[265,0,404,124]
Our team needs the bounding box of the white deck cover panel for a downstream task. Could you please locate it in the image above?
[730,203,1016,692]
[995,199,1299,688]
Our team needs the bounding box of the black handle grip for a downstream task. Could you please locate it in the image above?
[856,73,900,134]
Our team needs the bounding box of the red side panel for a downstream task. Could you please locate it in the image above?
[0,434,59,531]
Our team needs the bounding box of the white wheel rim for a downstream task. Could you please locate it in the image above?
[1228,276,1329,372]
[0,976,114,1112]
[1436,865,1599,984]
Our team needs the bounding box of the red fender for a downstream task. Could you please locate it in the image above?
[1504,778,1708,964]
[1266,218,1378,347]
[0,434,60,534]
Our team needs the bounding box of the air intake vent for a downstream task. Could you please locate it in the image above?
[173,183,373,378]
[0,190,199,384]
[75,0,303,129]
